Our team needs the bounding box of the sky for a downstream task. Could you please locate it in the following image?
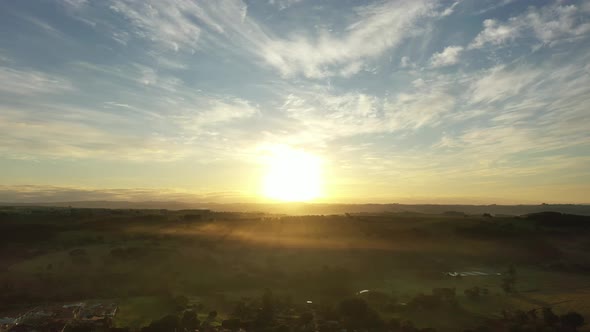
[0,0,589,204]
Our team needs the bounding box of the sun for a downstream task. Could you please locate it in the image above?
[262,146,323,202]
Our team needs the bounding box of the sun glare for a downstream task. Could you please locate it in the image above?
[262,146,323,202]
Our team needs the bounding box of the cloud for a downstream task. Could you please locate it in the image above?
[469,18,521,49]
[434,54,590,180]
[400,56,415,68]
[56,60,265,161]
[0,185,252,203]
[0,89,260,161]
[274,82,456,145]
[280,91,384,140]
[179,98,260,129]
[108,0,207,51]
[469,65,541,104]
[473,0,518,15]
[0,66,74,96]
[469,2,590,49]
[387,89,456,129]
[525,3,590,44]
[440,1,461,17]
[60,0,88,9]
[0,106,191,161]
[100,0,267,54]
[339,61,364,77]
[61,0,439,79]
[260,0,437,78]
[430,45,463,67]
[268,0,304,10]
[19,15,69,40]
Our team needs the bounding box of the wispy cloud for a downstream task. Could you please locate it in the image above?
[0,185,253,203]
[0,87,261,161]
[260,0,437,78]
[108,0,205,51]
[274,82,456,146]
[61,0,88,9]
[0,106,190,161]
[440,1,461,17]
[0,66,73,95]
[433,54,590,180]
[268,0,304,10]
[19,15,68,40]
[60,0,443,79]
[469,65,541,104]
[178,98,260,130]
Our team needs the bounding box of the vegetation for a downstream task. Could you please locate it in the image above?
[1,206,589,331]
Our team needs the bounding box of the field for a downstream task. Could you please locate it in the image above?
[1,207,589,331]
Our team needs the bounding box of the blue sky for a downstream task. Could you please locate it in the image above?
[0,0,589,203]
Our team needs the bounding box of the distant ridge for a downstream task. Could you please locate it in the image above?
[1,201,590,216]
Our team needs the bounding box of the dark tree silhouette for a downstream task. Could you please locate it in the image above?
[543,307,560,326]
[256,289,275,326]
[561,311,585,331]
[180,310,199,331]
[141,314,181,332]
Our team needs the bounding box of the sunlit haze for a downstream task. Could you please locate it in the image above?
[0,0,589,204]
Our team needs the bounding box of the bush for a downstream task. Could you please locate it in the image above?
[338,298,384,330]
[464,286,485,300]
[180,310,200,331]
[141,314,181,332]
[222,318,241,330]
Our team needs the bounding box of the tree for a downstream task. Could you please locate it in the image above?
[507,265,516,277]
[199,310,218,330]
[560,312,584,330]
[299,311,313,329]
[388,318,401,330]
[401,320,417,332]
[256,289,274,326]
[464,286,481,300]
[502,265,517,293]
[542,307,560,326]
[338,298,384,330]
[180,310,200,331]
[232,300,251,320]
[173,295,189,311]
[142,314,181,332]
[339,298,369,318]
[221,318,241,330]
